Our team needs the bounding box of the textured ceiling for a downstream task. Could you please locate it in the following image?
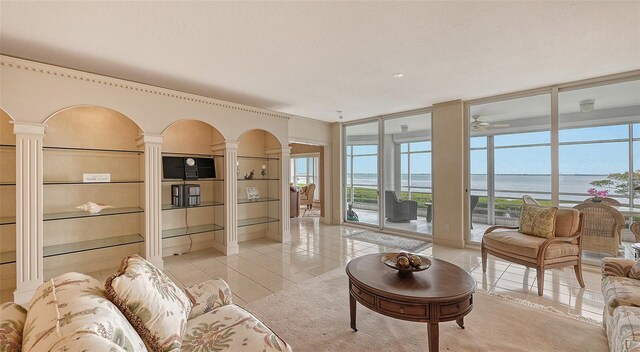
[0,2,638,122]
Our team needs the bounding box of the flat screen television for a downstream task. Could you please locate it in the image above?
[162,156,216,180]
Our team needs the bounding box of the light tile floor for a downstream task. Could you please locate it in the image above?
[0,217,606,322]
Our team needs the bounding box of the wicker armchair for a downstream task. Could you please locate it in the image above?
[482,207,585,296]
[523,195,541,205]
[385,190,417,222]
[583,197,622,206]
[632,221,640,243]
[573,203,625,256]
[300,183,316,215]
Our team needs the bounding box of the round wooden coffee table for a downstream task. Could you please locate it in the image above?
[346,254,476,352]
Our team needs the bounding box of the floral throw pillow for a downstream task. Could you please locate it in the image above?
[519,204,558,239]
[106,254,192,352]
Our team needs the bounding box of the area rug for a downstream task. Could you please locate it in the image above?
[245,268,608,352]
[344,230,432,252]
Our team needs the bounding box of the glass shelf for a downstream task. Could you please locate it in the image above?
[162,152,224,158]
[162,223,224,239]
[0,144,16,148]
[0,183,15,186]
[162,201,224,210]
[43,146,143,154]
[0,251,16,265]
[162,178,224,183]
[43,207,144,221]
[44,180,143,185]
[0,216,16,225]
[1,234,145,264]
[44,234,144,258]
[237,156,280,161]
[237,178,280,181]
[237,216,279,227]
[237,197,280,204]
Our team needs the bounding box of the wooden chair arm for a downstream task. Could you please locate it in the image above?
[484,225,519,235]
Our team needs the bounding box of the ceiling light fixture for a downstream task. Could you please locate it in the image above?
[579,99,595,113]
[337,110,343,119]
[393,73,405,78]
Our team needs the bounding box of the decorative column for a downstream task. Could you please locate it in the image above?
[13,122,45,305]
[266,146,290,243]
[137,134,163,269]
[213,142,239,255]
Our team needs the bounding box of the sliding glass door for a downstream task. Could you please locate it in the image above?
[345,122,379,227]
[382,112,432,235]
[343,111,433,237]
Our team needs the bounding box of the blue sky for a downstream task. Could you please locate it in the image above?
[348,124,639,175]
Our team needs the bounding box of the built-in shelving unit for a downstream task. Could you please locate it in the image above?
[161,120,226,255]
[236,129,282,242]
[42,106,145,278]
[0,111,17,297]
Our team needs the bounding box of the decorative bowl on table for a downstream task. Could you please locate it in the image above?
[381,252,431,275]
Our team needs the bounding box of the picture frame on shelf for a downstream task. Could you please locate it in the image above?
[247,186,260,201]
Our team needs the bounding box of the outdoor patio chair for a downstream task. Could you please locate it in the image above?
[583,197,622,206]
[523,195,541,205]
[573,202,625,256]
[470,195,480,229]
[385,190,417,222]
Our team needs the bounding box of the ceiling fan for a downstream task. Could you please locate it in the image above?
[470,115,509,131]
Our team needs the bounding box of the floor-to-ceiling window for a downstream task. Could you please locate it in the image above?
[345,122,379,226]
[468,77,640,248]
[558,80,640,210]
[468,94,551,241]
[382,112,432,235]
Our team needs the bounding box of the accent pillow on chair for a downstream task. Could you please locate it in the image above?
[105,254,192,352]
[519,204,558,239]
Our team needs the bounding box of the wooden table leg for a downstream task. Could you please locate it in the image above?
[456,317,465,329]
[427,322,439,352]
[350,294,357,331]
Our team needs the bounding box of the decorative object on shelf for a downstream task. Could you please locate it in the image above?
[247,187,260,201]
[82,173,111,183]
[75,202,113,214]
[261,164,267,178]
[587,188,608,202]
[381,252,431,276]
[171,184,201,207]
[244,169,255,180]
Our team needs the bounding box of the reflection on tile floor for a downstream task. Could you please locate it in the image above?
[0,217,606,322]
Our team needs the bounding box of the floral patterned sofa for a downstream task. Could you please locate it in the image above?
[0,255,291,352]
[602,257,640,352]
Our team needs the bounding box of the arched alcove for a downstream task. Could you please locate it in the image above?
[161,119,226,255]
[0,109,16,295]
[236,129,283,243]
[41,106,145,278]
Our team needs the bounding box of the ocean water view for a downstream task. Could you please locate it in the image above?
[346,173,629,202]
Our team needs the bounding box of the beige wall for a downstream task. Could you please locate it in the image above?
[431,100,466,248]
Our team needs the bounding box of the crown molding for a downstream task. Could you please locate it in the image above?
[0,54,291,120]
